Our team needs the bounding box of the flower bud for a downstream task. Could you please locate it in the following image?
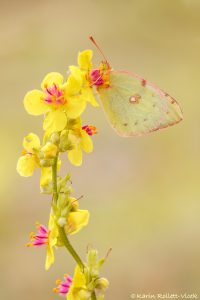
[40,158,54,167]
[95,278,109,290]
[87,248,98,267]
[50,132,60,145]
[59,130,74,152]
[41,142,58,158]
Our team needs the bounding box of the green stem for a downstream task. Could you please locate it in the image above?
[59,226,85,271]
[91,291,97,300]
[52,155,58,204]
[52,154,85,272]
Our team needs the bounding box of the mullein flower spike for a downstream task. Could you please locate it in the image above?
[17,48,109,300]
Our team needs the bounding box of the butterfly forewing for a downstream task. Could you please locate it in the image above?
[98,71,183,137]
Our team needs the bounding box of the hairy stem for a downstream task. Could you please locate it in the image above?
[52,154,85,272]
[59,226,85,271]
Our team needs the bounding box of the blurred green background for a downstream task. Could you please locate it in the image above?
[1,0,200,298]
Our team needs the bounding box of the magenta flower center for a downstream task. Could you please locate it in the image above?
[90,69,104,86]
[44,84,65,106]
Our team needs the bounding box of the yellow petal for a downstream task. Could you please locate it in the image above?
[23,133,40,153]
[43,110,67,133]
[80,131,93,153]
[41,72,64,90]
[45,244,55,270]
[48,213,59,244]
[65,209,90,235]
[68,145,82,166]
[82,87,99,107]
[78,50,93,71]
[67,266,88,300]
[64,66,83,96]
[16,155,37,177]
[66,96,86,119]
[24,90,48,116]
[71,266,86,287]
[63,76,82,97]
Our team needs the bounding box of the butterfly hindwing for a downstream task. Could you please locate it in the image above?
[98,71,183,137]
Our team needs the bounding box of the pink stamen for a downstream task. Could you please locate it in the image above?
[26,224,49,247]
[44,84,65,106]
[53,274,72,296]
[82,125,97,136]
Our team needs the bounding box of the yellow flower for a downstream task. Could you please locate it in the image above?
[67,266,91,300]
[62,197,89,235]
[26,214,59,270]
[17,133,40,177]
[67,118,96,166]
[65,209,90,235]
[24,72,86,133]
[16,133,58,191]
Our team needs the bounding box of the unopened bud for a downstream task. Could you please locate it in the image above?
[40,158,54,167]
[95,278,109,290]
[50,132,60,145]
[87,248,98,267]
[59,130,74,152]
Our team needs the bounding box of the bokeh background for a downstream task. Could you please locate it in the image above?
[1,0,200,299]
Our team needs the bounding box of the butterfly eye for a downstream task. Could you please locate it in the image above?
[129,94,141,104]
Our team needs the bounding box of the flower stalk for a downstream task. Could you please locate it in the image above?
[17,49,109,299]
[52,154,58,204]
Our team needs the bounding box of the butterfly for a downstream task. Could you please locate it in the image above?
[89,36,183,137]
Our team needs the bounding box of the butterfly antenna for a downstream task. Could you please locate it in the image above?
[89,35,111,68]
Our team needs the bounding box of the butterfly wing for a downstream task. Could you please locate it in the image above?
[98,71,183,137]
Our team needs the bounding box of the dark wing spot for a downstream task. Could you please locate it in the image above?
[143,118,147,122]
[152,103,156,108]
[123,123,128,126]
[129,94,141,104]
[134,121,138,126]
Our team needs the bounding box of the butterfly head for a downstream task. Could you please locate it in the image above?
[89,36,111,88]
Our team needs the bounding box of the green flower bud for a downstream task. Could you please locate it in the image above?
[87,248,98,267]
[95,278,109,290]
[40,158,54,167]
[50,132,60,145]
[59,130,74,152]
